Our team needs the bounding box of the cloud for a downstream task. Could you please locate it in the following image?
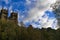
[4,0,9,4]
[26,0,31,4]
[23,0,55,21]
[41,18,56,28]
[23,0,56,21]
[22,0,57,29]
[52,19,58,30]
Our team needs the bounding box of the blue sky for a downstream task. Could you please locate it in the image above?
[0,0,58,29]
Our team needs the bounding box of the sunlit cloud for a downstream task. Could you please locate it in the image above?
[23,0,57,29]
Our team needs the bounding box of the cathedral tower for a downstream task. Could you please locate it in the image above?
[1,8,8,20]
[9,12,18,23]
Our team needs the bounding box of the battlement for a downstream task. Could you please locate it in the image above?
[10,12,17,20]
[9,12,18,23]
[1,8,8,14]
[1,9,8,19]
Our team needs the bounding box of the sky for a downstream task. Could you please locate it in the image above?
[0,0,58,29]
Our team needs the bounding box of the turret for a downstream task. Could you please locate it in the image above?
[1,8,8,20]
[9,12,18,23]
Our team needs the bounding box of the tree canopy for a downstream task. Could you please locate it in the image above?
[0,20,60,40]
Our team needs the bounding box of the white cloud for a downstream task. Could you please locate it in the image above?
[24,0,56,20]
[26,0,31,4]
[22,0,57,29]
[48,0,57,4]
[42,18,56,28]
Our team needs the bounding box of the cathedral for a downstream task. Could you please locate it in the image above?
[0,8,18,24]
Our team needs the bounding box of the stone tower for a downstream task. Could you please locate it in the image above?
[9,12,18,23]
[1,8,8,20]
